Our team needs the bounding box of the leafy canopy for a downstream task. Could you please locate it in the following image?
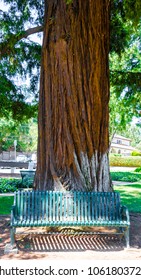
[0,0,141,123]
[0,117,37,152]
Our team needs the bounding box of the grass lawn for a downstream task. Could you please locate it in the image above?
[111,171,141,182]
[0,196,14,215]
[114,182,141,213]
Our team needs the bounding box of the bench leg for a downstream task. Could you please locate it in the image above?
[124,227,130,248]
[10,227,16,247]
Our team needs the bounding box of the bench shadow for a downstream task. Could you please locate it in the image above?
[16,233,125,252]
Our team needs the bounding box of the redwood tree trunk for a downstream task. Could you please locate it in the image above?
[36,0,112,191]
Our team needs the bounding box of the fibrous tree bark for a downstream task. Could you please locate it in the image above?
[36,0,112,192]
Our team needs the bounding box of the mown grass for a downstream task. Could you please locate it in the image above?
[110,171,141,182]
[114,183,141,213]
[0,196,14,215]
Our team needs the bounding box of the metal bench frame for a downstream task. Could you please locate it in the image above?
[10,190,130,248]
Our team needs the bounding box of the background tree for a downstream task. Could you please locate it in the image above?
[0,118,38,152]
[0,0,141,191]
[0,0,42,120]
[110,27,141,138]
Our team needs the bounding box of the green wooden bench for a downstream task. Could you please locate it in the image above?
[10,190,130,248]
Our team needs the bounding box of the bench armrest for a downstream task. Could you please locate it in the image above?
[120,205,130,225]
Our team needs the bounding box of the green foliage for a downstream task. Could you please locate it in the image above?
[114,183,141,213]
[0,178,33,193]
[132,150,141,156]
[109,1,141,135]
[0,196,14,215]
[65,0,72,5]
[0,0,141,125]
[134,167,141,173]
[0,0,41,120]
[120,124,141,148]
[109,88,133,136]
[0,118,37,152]
[110,155,141,167]
[110,0,141,54]
[111,171,141,182]
[109,29,141,136]
[0,178,21,193]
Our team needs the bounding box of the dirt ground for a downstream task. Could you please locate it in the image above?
[0,213,141,260]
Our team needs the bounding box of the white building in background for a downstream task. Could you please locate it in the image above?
[110,134,135,156]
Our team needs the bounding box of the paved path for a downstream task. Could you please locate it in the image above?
[110,167,136,172]
[113,181,137,186]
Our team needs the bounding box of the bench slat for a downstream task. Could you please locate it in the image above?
[73,191,77,222]
[49,192,52,222]
[45,191,49,222]
[31,191,34,224]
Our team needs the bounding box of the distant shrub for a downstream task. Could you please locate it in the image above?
[109,155,141,167]
[134,167,141,173]
[0,178,33,193]
[132,150,141,156]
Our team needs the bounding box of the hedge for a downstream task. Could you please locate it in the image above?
[109,155,141,167]
[0,178,33,193]
[135,167,141,173]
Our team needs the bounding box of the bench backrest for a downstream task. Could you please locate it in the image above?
[14,191,121,222]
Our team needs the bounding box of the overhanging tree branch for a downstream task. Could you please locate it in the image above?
[0,25,44,59]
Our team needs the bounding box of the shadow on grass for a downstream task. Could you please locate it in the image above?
[119,184,141,189]
[114,185,141,213]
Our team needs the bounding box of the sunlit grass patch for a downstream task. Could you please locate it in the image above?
[114,183,141,213]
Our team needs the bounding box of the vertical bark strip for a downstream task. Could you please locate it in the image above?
[36,0,112,191]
